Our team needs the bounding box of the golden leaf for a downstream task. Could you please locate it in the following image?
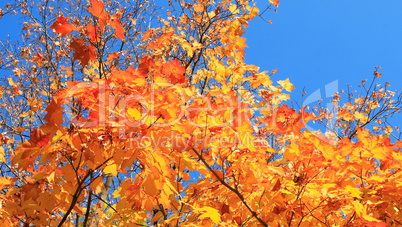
[104,164,118,176]
[278,78,294,92]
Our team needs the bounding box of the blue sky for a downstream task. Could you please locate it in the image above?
[245,0,402,103]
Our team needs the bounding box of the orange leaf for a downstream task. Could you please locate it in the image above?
[269,0,280,7]
[143,176,158,196]
[0,177,13,188]
[50,17,76,36]
[88,0,106,18]
[88,0,110,31]
[363,221,387,227]
[162,59,186,84]
[85,23,98,42]
[110,15,125,40]
[44,99,63,126]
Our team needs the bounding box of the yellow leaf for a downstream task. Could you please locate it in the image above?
[0,177,12,187]
[221,84,231,94]
[0,147,5,163]
[354,112,368,122]
[281,189,293,195]
[322,183,337,188]
[127,107,141,121]
[197,207,221,224]
[353,200,382,222]
[272,93,290,105]
[112,187,120,198]
[346,185,362,199]
[214,62,227,82]
[372,147,386,160]
[267,166,285,175]
[352,200,364,216]
[246,6,259,19]
[104,164,117,176]
[182,41,193,56]
[229,4,239,14]
[8,77,14,86]
[362,214,381,222]
[284,143,300,160]
[278,78,294,92]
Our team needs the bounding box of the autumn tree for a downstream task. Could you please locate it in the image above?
[0,0,402,226]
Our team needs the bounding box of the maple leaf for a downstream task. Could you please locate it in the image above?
[272,178,281,191]
[70,38,97,66]
[85,23,97,42]
[112,67,146,86]
[138,56,154,75]
[127,107,142,121]
[162,59,186,84]
[43,99,63,126]
[196,207,222,224]
[269,0,280,7]
[0,177,13,188]
[143,175,159,196]
[110,14,125,40]
[88,0,110,31]
[29,128,50,148]
[278,78,294,92]
[104,163,118,176]
[345,185,362,199]
[7,0,402,226]
[0,147,5,163]
[50,17,76,36]
[233,216,241,225]
[220,203,230,215]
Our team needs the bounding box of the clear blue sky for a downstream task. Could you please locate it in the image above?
[246,0,402,104]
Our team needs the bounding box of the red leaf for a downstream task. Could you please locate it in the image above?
[138,56,154,75]
[272,178,281,191]
[233,216,241,225]
[50,17,76,36]
[70,39,97,66]
[220,203,230,215]
[29,129,50,148]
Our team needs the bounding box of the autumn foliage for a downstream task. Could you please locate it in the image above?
[0,0,402,226]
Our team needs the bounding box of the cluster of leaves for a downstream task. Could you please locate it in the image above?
[0,0,402,226]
